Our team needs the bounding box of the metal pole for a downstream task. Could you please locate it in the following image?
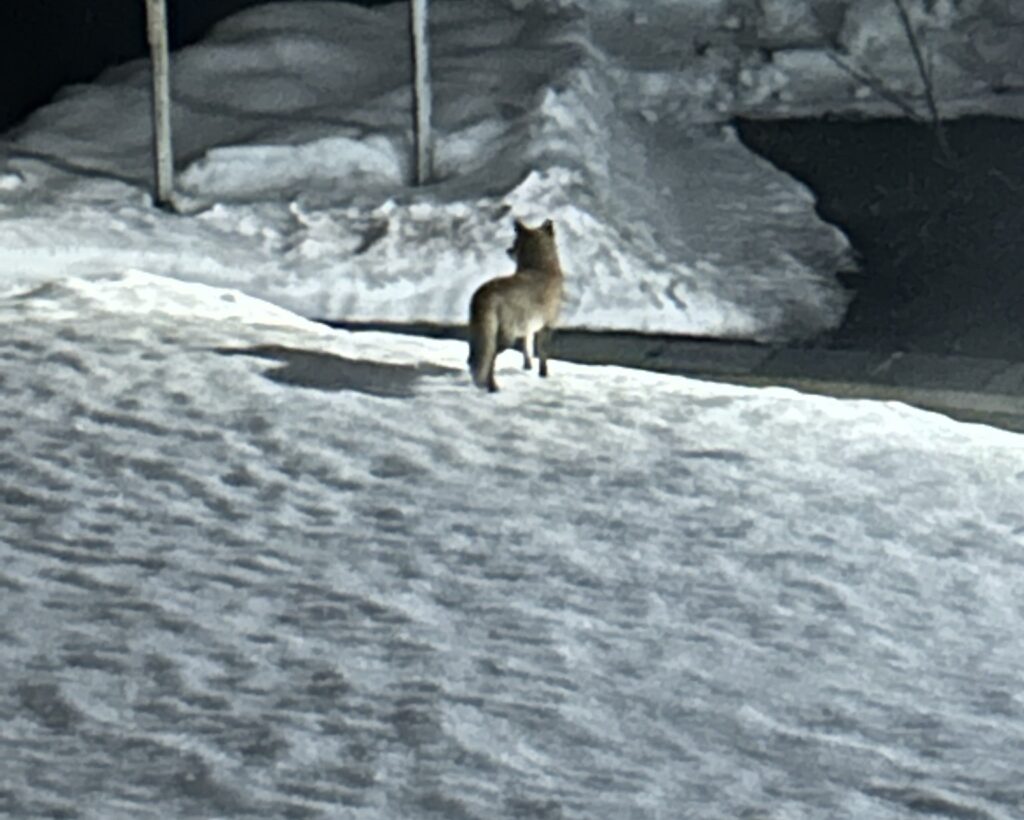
[409,0,433,185]
[145,0,174,207]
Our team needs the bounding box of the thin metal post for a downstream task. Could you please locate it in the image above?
[145,0,174,206]
[409,0,433,185]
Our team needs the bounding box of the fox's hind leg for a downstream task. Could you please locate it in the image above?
[536,327,552,377]
[469,297,501,391]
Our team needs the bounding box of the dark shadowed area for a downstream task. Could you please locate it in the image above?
[736,116,1024,359]
[215,344,459,397]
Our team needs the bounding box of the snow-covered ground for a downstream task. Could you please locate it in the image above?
[3,272,1024,818]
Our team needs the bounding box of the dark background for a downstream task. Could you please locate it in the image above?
[0,0,397,133]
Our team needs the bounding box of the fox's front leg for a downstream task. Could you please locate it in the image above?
[521,333,534,370]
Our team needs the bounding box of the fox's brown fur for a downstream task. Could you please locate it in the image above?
[468,218,564,392]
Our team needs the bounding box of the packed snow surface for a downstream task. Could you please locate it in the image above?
[3,271,1024,818]
[0,0,859,341]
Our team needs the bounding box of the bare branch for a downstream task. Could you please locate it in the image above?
[890,0,953,159]
[825,51,923,120]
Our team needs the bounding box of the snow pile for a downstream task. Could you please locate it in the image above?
[0,0,852,341]
[180,134,405,201]
[3,271,1024,817]
[595,0,1024,121]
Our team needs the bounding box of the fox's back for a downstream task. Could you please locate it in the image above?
[471,266,562,333]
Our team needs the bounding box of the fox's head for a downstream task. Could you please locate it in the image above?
[507,218,560,272]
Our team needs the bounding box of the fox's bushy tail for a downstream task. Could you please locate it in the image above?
[468,294,498,390]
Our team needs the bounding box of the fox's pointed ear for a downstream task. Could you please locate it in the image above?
[514,219,526,233]
[541,219,554,235]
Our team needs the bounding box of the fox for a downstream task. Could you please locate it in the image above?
[467,218,565,392]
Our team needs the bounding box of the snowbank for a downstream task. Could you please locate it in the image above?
[0,0,853,341]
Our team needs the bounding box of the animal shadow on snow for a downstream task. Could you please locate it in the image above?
[215,345,459,398]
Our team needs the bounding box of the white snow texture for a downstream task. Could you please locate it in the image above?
[2,273,1024,817]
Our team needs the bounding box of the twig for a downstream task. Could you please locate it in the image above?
[989,168,1024,193]
[825,51,922,120]
[890,0,954,161]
